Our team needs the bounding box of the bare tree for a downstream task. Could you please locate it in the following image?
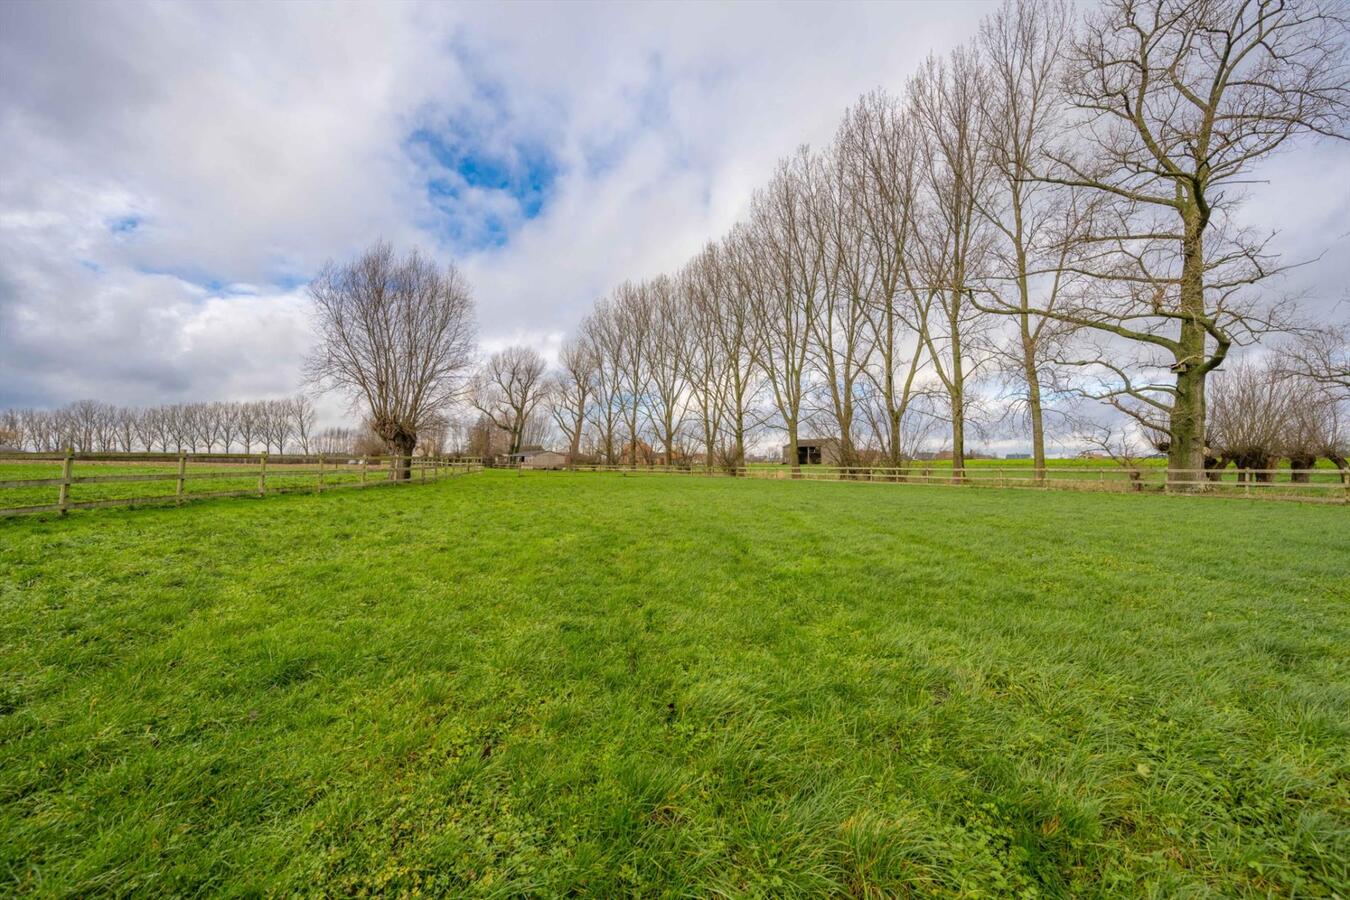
[836,92,931,469]
[306,241,476,477]
[550,332,598,461]
[1038,0,1350,487]
[263,399,295,455]
[711,228,764,471]
[1207,359,1289,480]
[808,140,874,468]
[584,304,626,466]
[471,345,549,457]
[973,0,1078,482]
[908,47,994,482]
[1279,322,1350,400]
[613,281,654,467]
[291,395,318,455]
[751,152,821,474]
[239,401,261,454]
[645,275,690,465]
[681,248,727,469]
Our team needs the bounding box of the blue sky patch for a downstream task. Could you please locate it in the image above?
[108,215,141,234]
[406,126,559,249]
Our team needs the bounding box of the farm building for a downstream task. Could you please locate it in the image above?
[782,438,841,466]
[499,445,545,466]
[519,450,569,470]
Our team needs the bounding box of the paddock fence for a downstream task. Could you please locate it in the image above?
[0,452,483,518]
[542,463,1350,504]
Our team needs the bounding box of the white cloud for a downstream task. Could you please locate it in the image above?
[2,0,1346,431]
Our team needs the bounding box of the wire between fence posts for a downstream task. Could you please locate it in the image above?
[58,448,73,516]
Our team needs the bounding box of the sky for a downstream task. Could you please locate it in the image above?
[2,0,1348,441]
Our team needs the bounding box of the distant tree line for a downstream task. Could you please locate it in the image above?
[0,397,321,455]
[0,398,478,460]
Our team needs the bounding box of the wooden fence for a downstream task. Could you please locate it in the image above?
[0,452,483,518]
[548,463,1350,504]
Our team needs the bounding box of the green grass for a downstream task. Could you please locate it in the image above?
[0,460,426,511]
[2,472,1347,896]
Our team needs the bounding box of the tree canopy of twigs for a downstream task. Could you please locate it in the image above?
[305,241,476,475]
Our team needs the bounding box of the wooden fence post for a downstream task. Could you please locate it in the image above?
[361,456,368,486]
[58,447,73,516]
[175,452,187,506]
[258,453,267,498]
[317,455,324,493]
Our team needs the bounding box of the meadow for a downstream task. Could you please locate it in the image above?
[1,471,1346,895]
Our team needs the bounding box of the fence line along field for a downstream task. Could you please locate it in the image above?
[0,452,483,517]
[554,461,1350,503]
[1,470,1345,895]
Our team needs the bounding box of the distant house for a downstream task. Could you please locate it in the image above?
[782,437,840,466]
[520,450,569,470]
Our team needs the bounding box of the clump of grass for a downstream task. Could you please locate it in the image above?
[1,472,1346,894]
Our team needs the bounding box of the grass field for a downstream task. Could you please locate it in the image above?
[2,471,1347,895]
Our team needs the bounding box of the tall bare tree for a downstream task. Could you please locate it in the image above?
[712,228,764,471]
[837,91,931,468]
[909,47,993,481]
[808,141,874,467]
[550,332,598,460]
[471,345,550,457]
[291,395,318,455]
[613,280,654,467]
[584,304,626,465]
[751,151,822,473]
[306,241,476,477]
[1039,0,1349,486]
[644,275,691,465]
[973,0,1077,481]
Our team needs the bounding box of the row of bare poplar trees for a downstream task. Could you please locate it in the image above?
[477,0,1349,484]
[0,397,325,456]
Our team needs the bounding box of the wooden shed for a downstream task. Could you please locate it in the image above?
[519,450,570,470]
[782,438,841,466]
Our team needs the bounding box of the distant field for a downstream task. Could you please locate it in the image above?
[0,459,420,511]
[2,472,1346,895]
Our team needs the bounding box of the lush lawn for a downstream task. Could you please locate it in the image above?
[1,472,1346,896]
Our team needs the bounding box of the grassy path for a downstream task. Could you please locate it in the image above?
[1,472,1346,895]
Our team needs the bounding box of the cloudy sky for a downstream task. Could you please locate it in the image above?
[2,0,1347,426]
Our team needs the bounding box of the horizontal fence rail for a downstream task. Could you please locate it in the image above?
[0,452,483,518]
[537,463,1350,504]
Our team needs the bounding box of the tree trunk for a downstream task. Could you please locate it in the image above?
[948,295,965,485]
[1288,453,1315,483]
[951,400,965,485]
[1167,208,1209,491]
[391,433,416,480]
[1023,331,1045,484]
